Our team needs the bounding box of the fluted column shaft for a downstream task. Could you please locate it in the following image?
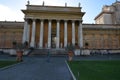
[78,20,83,48]
[64,20,67,47]
[72,20,75,45]
[56,20,60,48]
[48,20,52,48]
[22,19,28,43]
[39,20,44,48]
[30,19,36,47]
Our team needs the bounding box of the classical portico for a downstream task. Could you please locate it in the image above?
[22,4,85,48]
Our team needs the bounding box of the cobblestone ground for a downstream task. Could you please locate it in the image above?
[0,56,72,80]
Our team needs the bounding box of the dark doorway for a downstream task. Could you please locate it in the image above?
[51,29,56,48]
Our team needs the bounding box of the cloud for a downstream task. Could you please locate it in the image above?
[0,4,24,21]
[0,0,75,21]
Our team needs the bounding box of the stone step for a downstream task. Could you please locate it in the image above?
[30,48,67,55]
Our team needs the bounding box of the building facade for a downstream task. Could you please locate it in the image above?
[95,1,120,24]
[0,21,23,48]
[0,1,120,49]
[21,4,85,48]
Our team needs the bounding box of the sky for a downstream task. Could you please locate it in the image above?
[0,0,116,23]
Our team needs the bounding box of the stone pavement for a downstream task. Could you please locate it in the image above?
[0,56,72,80]
[0,54,120,80]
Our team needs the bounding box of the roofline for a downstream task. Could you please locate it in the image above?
[94,11,113,20]
[83,23,120,26]
[22,4,84,13]
[0,21,24,23]
[26,4,82,9]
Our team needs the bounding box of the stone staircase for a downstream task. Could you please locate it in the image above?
[30,48,67,56]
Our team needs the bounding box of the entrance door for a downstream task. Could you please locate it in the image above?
[51,34,56,48]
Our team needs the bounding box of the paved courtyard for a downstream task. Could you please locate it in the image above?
[0,54,120,80]
[0,56,72,80]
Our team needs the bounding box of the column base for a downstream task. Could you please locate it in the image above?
[30,42,35,48]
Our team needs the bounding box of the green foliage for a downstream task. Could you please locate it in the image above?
[68,61,120,80]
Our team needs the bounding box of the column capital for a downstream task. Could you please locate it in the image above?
[56,20,60,22]
[40,19,44,23]
[72,20,75,23]
[64,20,68,22]
[48,19,52,23]
[24,18,28,21]
[79,20,83,23]
[48,19,52,21]
[40,19,44,21]
[32,19,36,21]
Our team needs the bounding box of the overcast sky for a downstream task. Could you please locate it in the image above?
[0,0,116,23]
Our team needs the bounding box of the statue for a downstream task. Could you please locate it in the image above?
[42,1,45,6]
[27,0,30,5]
[78,2,81,7]
[65,3,67,7]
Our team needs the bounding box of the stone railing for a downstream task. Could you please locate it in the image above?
[74,49,120,56]
[0,48,30,56]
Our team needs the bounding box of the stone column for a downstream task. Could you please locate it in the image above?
[64,20,67,47]
[26,24,30,43]
[56,20,60,48]
[30,19,36,47]
[22,19,28,43]
[48,20,52,48]
[39,20,44,48]
[78,20,83,48]
[72,20,75,45]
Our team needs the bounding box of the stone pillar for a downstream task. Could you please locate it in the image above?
[78,20,83,48]
[22,19,28,43]
[26,24,30,43]
[30,19,36,47]
[72,20,75,45]
[39,20,44,48]
[48,20,52,48]
[64,20,67,47]
[56,20,60,48]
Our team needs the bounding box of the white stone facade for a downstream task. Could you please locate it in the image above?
[95,1,120,24]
